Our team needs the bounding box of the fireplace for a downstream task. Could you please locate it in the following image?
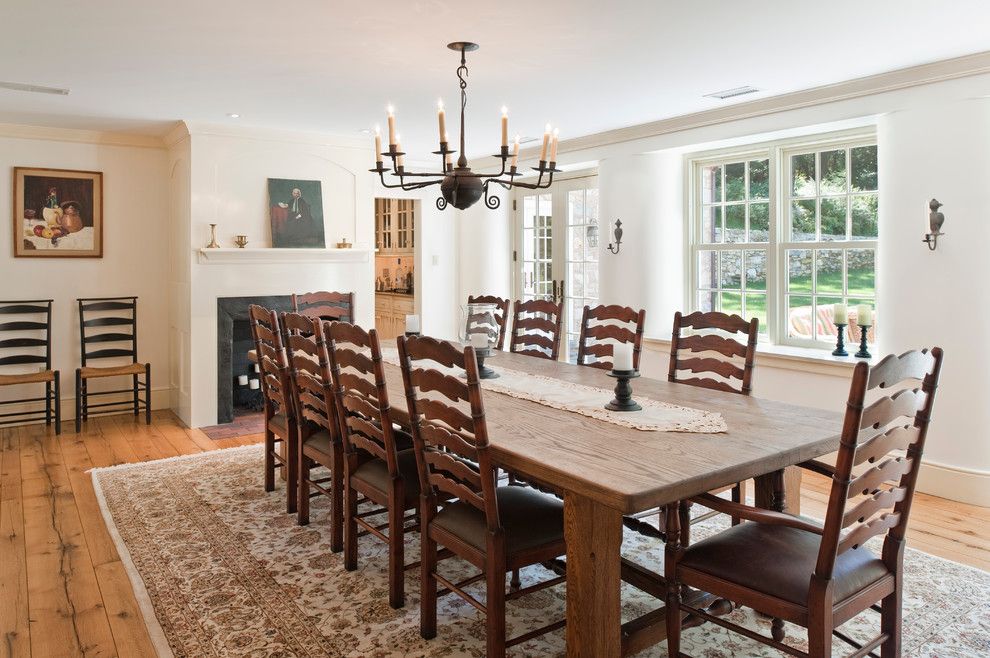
[216,295,292,424]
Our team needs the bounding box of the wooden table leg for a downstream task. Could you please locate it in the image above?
[564,492,623,658]
[753,465,802,514]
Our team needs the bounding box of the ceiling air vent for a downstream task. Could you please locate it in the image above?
[703,86,760,100]
[0,81,70,95]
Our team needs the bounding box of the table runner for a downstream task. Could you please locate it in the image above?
[380,347,726,434]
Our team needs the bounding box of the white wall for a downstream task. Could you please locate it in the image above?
[0,131,170,413]
[457,186,511,305]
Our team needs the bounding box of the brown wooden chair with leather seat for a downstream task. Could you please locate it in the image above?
[0,299,60,435]
[509,298,563,361]
[282,312,343,547]
[249,305,298,514]
[664,347,944,658]
[623,310,758,544]
[575,303,646,370]
[397,334,567,657]
[326,320,419,608]
[75,297,150,433]
[466,295,511,350]
[292,290,354,323]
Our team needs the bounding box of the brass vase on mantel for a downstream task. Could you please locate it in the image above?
[234,235,248,248]
[206,223,220,248]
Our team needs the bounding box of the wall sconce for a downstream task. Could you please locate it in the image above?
[606,219,623,254]
[924,198,945,251]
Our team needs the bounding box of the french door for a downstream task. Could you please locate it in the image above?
[513,174,599,361]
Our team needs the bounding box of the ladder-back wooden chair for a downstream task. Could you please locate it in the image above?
[327,321,419,608]
[0,299,60,434]
[282,312,343,545]
[575,304,646,370]
[664,347,944,658]
[397,334,567,657]
[509,299,563,361]
[249,305,297,514]
[292,291,354,323]
[75,297,150,433]
[466,295,510,350]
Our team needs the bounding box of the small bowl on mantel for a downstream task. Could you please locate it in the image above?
[336,238,352,249]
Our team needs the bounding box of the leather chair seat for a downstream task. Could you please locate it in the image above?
[432,485,564,556]
[351,448,421,506]
[678,522,890,605]
[303,429,335,457]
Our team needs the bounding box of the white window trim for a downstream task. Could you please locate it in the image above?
[684,127,878,350]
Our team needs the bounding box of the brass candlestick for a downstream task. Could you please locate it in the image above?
[206,223,220,248]
[234,235,248,248]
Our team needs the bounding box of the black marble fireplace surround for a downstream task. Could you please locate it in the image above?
[216,295,292,424]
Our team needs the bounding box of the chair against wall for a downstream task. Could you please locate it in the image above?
[249,305,298,514]
[575,304,646,370]
[466,295,510,350]
[0,299,59,434]
[327,321,419,608]
[664,347,944,658]
[292,291,354,323]
[508,299,563,361]
[75,297,150,433]
[397,334,567,656]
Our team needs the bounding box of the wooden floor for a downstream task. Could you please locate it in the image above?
[1,411,988,657]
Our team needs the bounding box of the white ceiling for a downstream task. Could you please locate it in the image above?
[3,0,990,157]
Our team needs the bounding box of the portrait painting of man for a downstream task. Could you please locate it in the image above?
[267,178,326,248]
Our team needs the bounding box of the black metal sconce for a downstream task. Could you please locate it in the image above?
[606,219,623,254]
[924,198,945,251]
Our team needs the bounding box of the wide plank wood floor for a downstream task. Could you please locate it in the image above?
[1,411,987,657]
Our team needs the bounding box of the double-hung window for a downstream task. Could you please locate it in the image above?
[689,132,879,349]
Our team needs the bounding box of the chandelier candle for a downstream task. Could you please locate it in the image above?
[370,42,562,211]
[550,128,560,162]
[374,127,382,165]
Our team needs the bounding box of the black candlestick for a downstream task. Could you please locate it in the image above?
[475,347,499,379]
[854,325,872,359]
[832,323,848,357]
[605,370,642,412]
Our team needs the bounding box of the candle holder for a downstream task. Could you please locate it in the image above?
[206,223,220,248]
[832,323,849,357]
[403,331,420,338]
[473,347,499,379]
[234,234,248,248]
[854,325,872,359]
[605,370,642,412]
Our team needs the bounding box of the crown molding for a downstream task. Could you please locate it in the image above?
[0,122,165,149]
[162,120,191,148]
[180,120,369,150]
[513,50,990,164]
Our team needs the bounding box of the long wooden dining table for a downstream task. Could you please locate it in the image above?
[380,346,844,657]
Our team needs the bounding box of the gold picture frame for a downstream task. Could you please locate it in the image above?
[13,167,104,258]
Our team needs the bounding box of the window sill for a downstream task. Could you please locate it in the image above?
[643,336,875,377]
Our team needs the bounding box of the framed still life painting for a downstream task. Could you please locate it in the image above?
[13,167,104,258]
[267,178,326,248]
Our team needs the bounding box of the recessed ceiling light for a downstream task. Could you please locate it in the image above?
[0,81,70,95]
[227,113,240,118]
[359,128,372,135]
[703,86,760,100]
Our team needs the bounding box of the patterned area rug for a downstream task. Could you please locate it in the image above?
[91,446,990,657]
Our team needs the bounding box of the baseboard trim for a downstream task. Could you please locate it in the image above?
[917,460,990,508]
[0,386,172,425]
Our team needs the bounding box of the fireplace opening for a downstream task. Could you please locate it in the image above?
[215,295,292,425]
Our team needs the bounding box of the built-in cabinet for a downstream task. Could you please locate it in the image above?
[375,197,417,340]
[374,198,414,254]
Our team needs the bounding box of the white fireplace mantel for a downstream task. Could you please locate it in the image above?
[196,247,370,264]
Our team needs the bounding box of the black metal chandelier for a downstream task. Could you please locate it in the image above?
[371,42,560,211]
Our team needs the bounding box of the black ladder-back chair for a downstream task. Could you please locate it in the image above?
[75,297,150,433]
[0,299,60,434]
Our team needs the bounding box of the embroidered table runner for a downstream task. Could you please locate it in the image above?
[380,347,726,434]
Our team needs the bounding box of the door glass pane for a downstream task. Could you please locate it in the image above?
[569,262,584,297]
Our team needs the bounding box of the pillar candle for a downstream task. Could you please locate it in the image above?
[470,333,488,349]
[249,378,260,390]
[833,303,848,324]
[395,135,403,167]
[253,364,260,373]
[856,304,873,327]
[613,342,634,372]
[374,126,382,164]
[511,136,520,169]
[549,128,559,162]
[437,99,446,145]
[237,374,248,386]
[501,106,508,147]
[405,314,420,333]
[387,106,396,146]
[539,124,551,162]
